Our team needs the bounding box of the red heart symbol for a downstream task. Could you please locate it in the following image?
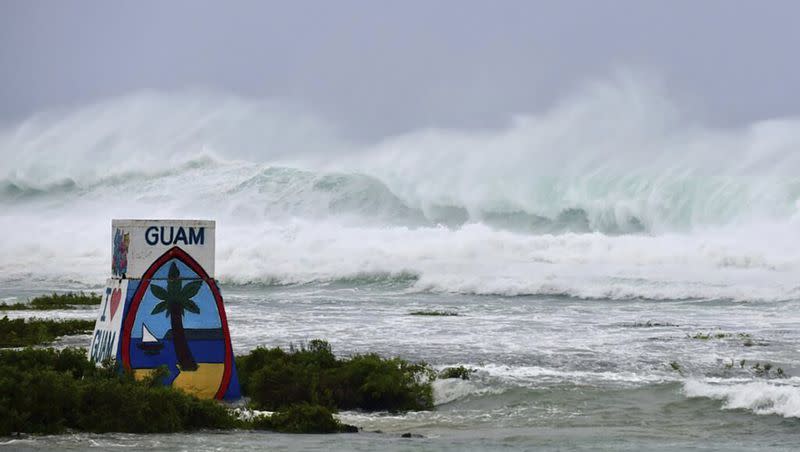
[109,288,121,320]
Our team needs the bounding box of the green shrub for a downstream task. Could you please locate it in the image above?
[0,316,95,347]
[30,292,101,309]
[251,403,357,433]
[237,340,434,412]
[0,347,97,378]
[0,348,236,436]
[0,347,376,436]
[438,366,475,380]
[75,374,236,433]
[0,292,101,311]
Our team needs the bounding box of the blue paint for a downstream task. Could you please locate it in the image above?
[120,244,238,400]
[130,336,227,386]
[132,285,221,339]
[100,287,111,321]
[174,227,187,244]
[145,226,205,246]
[90,329,117,363]
[150,258,195,280]
[125,280,140,312]
[189,227,205,245]
[223,363,242,400]
[131,258,221,339]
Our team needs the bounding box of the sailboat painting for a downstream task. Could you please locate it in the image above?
[137,324,164,355]
[120,247,240,400]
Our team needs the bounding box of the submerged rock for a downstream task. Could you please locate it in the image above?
[401,432,424,438]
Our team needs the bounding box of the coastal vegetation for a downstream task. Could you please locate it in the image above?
[249,403,358,433]
[0,348,236,436]
[438,366,475,380]
[0,340,435,436]
[668,358,789,379]
[0,317,95,347]
[0,293,432,436]
[0,292,101,311]
[732,359,787,378]
[236,339,435,412]
[0,347,360,436]
[408,310,459,316]
[688,331,765,347]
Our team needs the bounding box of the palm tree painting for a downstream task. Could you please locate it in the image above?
[149,262,202,371]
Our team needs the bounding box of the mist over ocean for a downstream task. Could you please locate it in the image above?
[2,75,800,450]
[3,75,800,300]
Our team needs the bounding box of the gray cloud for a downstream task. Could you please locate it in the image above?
[2,0,799,138]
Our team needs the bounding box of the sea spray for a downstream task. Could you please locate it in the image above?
[684,380,800,418]
[2,75,800,231]
[1,74,799,300]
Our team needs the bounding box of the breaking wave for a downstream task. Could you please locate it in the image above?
[1,72,799,300]
[684,380,800,418]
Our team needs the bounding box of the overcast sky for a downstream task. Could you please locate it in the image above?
[1,0,799,138]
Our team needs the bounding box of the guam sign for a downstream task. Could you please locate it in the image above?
[90,220,240,400]
[89,278,127,364]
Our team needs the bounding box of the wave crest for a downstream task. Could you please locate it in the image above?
[2,77,800,232]
[2,75,800,298]
[684,380,800,418]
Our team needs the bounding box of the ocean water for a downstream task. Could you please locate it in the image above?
[2,79,800,450]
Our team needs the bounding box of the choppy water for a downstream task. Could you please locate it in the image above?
[2,79,800,449]
[2,283,800,451]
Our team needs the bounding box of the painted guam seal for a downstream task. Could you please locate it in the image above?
[119,246,240,400]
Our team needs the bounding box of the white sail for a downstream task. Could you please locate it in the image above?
[142,324,158,343]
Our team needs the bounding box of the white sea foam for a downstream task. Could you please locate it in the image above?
[684,380,800,418]
[430,364,676,406]
[3,215,798,301]
[1,73,799,300]
[231,407,274,421]
[432,378,484,406]
[477,363,675,386]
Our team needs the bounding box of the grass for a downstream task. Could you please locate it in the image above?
[0,316,95,347]
[408,310,459,317]
[236,339,435,412]
[0,292,101,311]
